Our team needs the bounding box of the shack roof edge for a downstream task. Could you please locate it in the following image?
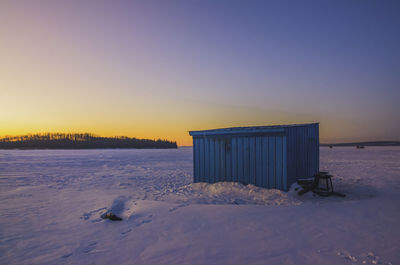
[188,123,319,136]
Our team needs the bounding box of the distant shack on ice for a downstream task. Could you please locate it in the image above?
[189,123,319,191]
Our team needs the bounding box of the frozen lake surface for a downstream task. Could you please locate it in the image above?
[0,147,399,264]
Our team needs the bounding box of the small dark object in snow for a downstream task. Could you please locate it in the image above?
[101,212,122,221]
[297,172,346,197]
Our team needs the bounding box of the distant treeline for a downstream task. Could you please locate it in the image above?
[320,141,400,147]
[0,133,177,149]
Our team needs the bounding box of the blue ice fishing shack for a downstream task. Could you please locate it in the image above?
[189,123,319,191]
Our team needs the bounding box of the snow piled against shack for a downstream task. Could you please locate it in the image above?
[0,147,399,265]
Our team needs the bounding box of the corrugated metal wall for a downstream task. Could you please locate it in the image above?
[193,134,288,190]
[285,124,319,186]
[192,123,318,191]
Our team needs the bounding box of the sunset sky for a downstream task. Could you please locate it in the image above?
[1,1,399,146]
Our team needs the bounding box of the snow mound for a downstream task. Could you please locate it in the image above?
[167,181,302,205]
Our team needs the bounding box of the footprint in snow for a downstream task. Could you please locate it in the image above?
[125,212,153,228]
[81,207,107,221]
[139,219,152,225]
[120,217,152,236]
[61,253,73,259]
[81,241,97,254]
[169,203,189,212]
[121,228,132,235]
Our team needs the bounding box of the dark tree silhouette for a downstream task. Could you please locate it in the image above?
[0,133,177,149]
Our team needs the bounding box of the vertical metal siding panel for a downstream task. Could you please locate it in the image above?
[297,127,300,179]
[305,127,309,178]
[220,139,224,181]
[300,127,303,178]
[275,136,283,190]
[214,138,219,182]
[305,127,308,177]
[289,128,295,185]
[302,127,306,178]
[303,128,306,177]
[220,139,225,181]
[199,138,204,182]
[231,137,238,182]
[309,126,312,175]
[283,136,288,190]
[249,137,256,185]
[292,128,297,183]
[289,128,294,185]
[215,138,220,182]
[311,125,314,175]
[210,138,215,183]
[285,128,291,186]
[315,125,318,174]
[297,129,306,178]
[237,137,244,184]
[192,138,196,182]
[220,139,225,182]
[308,127,311,176]
[312,125,315,175]
[198,138,203,182]
[198,138,201,182]
[296,128,300,181]
[316,124,320,174]
[308,126,313,177]
[255,137,262,187]
[262,136,269,188]
[194,138,200,182]
[313,125,316,175]
[309,125,314,176]
[226,138,231,181]
[309,126,313,177]
[307,126,314,177]
[313,125,317,175]
[293,127,298,183]
[311,126,314,176]
[315,124,318,174]
[313,125,319,174]
[243,137,250,184]
[301,127,305,177]
[293,129,297,183]
[303,127,306,177]
[311,125,315,176]
[268,136,276,188]
[204,138,210,183]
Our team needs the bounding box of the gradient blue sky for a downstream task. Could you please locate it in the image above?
[1,0,399,145]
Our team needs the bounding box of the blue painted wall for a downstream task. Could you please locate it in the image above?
[190,123,319,191]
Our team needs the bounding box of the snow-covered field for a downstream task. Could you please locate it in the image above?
[0,147,399,265]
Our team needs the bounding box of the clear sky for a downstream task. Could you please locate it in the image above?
[1,0,399,146]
